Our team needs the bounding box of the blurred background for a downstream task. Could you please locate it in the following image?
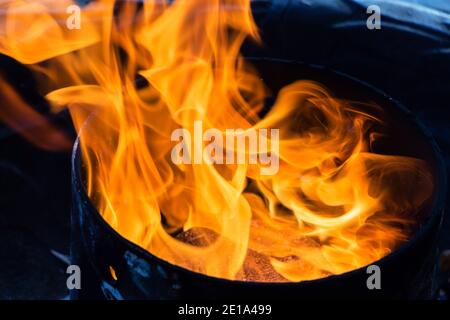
[0,0,449,299]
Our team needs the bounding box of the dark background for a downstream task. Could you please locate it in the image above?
[0,0,449,299]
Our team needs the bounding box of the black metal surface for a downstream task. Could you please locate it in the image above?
[71,59,447,300]
[0,134,72,299]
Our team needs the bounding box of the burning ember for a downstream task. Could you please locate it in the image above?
[0,0,433,282]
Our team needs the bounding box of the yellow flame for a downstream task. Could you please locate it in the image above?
[0,0,433,281]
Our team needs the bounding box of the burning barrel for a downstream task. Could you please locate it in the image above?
[71,59,447,300]
[0,0,446,300]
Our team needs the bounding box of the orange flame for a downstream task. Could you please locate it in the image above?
[0,0,433,281]
[0,74,71,151]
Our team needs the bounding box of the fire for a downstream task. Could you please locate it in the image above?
[0,0,433,281]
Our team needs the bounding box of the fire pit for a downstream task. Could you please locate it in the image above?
[71,58,446,300]
[0,0,446,300]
